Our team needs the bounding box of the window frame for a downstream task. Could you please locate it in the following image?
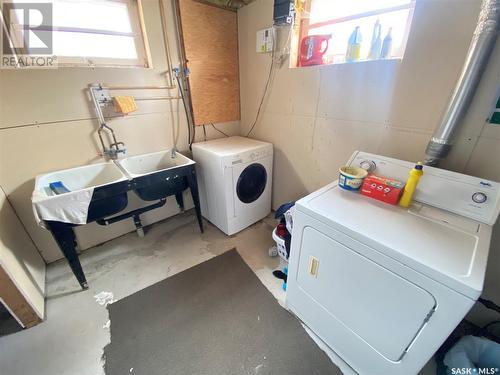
[293,0,416,67]
[6,0,152,68]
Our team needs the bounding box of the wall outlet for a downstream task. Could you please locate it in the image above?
[256,28,274,53]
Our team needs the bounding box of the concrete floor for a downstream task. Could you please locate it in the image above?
[0,212,285,375]
[0,211,436,375]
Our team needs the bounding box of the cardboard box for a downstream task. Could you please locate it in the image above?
[360,175,405,205]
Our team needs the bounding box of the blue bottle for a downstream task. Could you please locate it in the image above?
[380,27,393,59]
[368,20,382,59]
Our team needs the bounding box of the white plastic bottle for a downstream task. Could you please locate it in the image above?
[380,27,393,59]
[368,20,382,59]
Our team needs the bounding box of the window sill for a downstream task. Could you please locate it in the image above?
[292,57,402,69]
[56,63,152,69]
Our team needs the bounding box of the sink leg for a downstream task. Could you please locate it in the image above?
[175,192,184,212]
[47,221,89,290]
[133,214,145,238]
[187,169,204,233]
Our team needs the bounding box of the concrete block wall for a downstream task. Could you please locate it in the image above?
[238,0,500,325]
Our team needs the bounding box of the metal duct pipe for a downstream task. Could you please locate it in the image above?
[424,0,500,166]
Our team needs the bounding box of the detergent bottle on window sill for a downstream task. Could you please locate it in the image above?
[346,26,362,62]
[368,20,382,60]
[399,162,424,208]
[380,27,393,59]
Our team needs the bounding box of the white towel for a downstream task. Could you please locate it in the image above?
[32,187,94,227]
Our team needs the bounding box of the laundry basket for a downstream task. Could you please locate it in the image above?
[272,227,288,261]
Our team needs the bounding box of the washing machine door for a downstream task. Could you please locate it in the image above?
[235,163,267,204]
[226,156,272,233]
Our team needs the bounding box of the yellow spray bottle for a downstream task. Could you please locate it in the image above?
[399,162,424,208]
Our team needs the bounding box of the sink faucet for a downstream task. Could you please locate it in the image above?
[97,123,127,160]
[105,142,127,160]
[90,84,127,161]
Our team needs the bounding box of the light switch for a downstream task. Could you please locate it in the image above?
[308,256,319,277]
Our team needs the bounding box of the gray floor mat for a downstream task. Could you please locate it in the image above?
[104,249,341,375]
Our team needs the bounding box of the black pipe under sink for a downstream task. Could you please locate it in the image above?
[86,192,129,222]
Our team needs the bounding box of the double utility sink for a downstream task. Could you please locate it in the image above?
[33,149,203,289]
[34,149,195,199]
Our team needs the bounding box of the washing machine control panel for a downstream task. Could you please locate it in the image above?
[229,147,273,165]
[348,152,500,225]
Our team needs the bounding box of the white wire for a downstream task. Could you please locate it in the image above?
[245,26,278,137]
[246,25,292,137]
[273,25,293,65]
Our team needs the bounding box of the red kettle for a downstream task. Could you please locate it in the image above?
[299,35,331,67]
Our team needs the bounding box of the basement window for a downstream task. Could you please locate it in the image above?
[293,0,415,67]
[5,0,151,68]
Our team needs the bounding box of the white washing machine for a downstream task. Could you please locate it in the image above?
[286,151,500,375]
[192,136,273,235]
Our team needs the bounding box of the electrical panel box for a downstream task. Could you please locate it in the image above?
[256,28,274,53]
[274,0,294,25]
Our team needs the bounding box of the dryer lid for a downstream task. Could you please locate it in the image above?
[296,183,491,299]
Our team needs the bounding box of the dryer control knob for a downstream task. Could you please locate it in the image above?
[472,192,487,204]
[359,160,376,172]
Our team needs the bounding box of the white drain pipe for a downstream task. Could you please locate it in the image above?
[424,0,500,166]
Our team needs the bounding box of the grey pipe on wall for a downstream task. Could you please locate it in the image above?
[424,0,500,166]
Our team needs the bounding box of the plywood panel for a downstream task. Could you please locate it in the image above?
[178,0,240,125]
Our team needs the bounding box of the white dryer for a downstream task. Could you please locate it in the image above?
[286,151,500,375]
[192,136,273,235]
